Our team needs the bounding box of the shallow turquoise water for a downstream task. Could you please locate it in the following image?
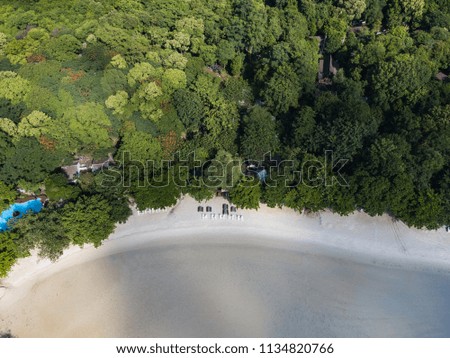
[0,199,43,231]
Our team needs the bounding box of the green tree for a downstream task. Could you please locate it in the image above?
[0,32,7,57]
[222,77,254,105]
[240,106,279,160]
[229,176,261,209]
[284,184,326,213]
[0,118,18,139]
[175,17,205,38]
[62,103,112,151]
[100,69,128,95]
[324,18,347,53]
[163,52,188,70]
[261,64,301,114]
[105,91,129,115]
[204,97,239,137]
[13,209,70,262]
[61,195,114,247]
[127,62,162,87]
[399,0,425,23]
[42,34,81,61]
[230,54,245,75]
[324,176,357,216]
[95,24,149,63]
[173,89,204,129]
[161,68,187,93]
[44,173,80,202]
[4,36,41,65]
[262,178,289,208]
[184,179,216,202]
[0,72,30,105]
[0,231,18,278]
[372,53,434,107]
[17,111,53,138]
[132,81,164,121]
[0,32,8,57]
[291,106,316,150]
[216,40,236,67]
[165,31,191,52]
[205,150,242,190]
[0,181,17,212]
[409,190,445,229]
[116,130,163,165]
[0,138,63,185]
[102,195,132,224]
[111,54,128,69]
[336,0,367,20]
[132,171,180,210]
[356,172,391,216]
[0,132,13,168]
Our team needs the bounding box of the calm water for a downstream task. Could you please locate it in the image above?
[5,238,450,337]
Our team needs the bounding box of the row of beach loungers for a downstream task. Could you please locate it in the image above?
[137,208,169,215]
[201,213,244,221]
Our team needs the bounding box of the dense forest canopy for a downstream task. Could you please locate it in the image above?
[0,0,449,276]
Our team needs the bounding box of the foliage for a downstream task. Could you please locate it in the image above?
[229,176,261,210]
[261,64,301,114]
[61,195,115,247]
[132,171,181,210]
[42,34,81,61]
[205,150,242,190]
[0,181,16,212]
[62,103,112,151]
[240,106,279,160]
[111,54,128,69]
[0,0,448,277]
[336,0,367,20]
[12,208,71,262]
[371,53,434,107]
[17,110,53,138]
[0,137,64,185]
[0,72,30,104]
[45,173,80,202]
[0,231,18,278]
[173,88,204,129]
[116,130,163,165]
[105,90,129,115]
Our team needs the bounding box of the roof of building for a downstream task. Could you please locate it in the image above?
[436,72,449,81]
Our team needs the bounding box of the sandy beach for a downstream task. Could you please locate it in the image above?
[1,196,450,337]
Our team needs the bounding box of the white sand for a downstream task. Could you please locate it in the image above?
[0,196,450,337]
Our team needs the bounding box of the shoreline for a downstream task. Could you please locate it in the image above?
[1,196,450,337]
[2,195,450,292]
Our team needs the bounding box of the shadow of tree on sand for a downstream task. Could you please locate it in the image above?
[0,330,16,338]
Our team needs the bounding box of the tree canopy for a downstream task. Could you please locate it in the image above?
[0,0,449,277]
